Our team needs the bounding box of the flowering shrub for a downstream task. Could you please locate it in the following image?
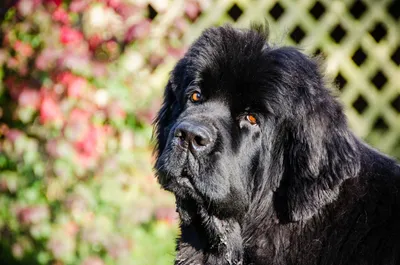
[0,0,201,264]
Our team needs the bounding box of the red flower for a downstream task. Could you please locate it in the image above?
[40,95,63,124]
[75,126,98,156]
[57,72,87,98]
[52,7,70,25]
[14,40,34,57]
[60,26,83,45]
[106,0,121,9]
[57,71,75,85]
[88,35,102,52]
[44,0,62,7]
[74,125,105,167]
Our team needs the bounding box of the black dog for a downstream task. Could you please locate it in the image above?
[153,24,400,265]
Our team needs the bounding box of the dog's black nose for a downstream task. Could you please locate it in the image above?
[174,122,213,154]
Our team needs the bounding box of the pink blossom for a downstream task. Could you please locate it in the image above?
[64,221,79,236]
[185,1,201,21]
[69,108,91,124]
[35,48,61,70]
[92,62,108,77]
[70,0,89,12]
[60,26,83,45]
[6,129,23,142]
[18,88,41,109]
[56,72,87,98]
[81,256,105,265]
[68,77,87,98]
[40,95,63,124]
[74,126,98,157]
[114,3,139,19]
[7,57,20,69]
[106,0,121,9]
[73,125,106,167]
[64,108,91,143]
[46,139,59,157]
[47,234,75,259]
[167,46,186,58]
[14,41,34,58]
[58,50,90,70]
[108,101,126,119]
[17,0,41,16]
[125,20,151,42]
[174,17,189,32]
[17,205,49,225]
[52,7,70,25]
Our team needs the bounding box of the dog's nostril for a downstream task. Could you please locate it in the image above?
[194,135,208,147]
[175,129,184,139]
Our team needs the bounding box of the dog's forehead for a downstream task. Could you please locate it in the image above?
[183,28,271,108]
[188,28,266,78]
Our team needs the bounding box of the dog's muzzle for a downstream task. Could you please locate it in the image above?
[173,121,215,156]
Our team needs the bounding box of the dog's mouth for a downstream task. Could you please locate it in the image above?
[156,151,200,194]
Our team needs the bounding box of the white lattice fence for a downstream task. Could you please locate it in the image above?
[145,0,400,157]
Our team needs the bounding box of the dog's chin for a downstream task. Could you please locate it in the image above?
[155,156,203,198]
[157,171,206,225]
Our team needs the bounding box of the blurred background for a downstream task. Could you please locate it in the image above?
[0,0,398,264]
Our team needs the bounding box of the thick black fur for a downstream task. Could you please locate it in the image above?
[153,24,400,265]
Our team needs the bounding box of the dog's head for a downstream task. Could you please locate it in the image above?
[154,25,360,224]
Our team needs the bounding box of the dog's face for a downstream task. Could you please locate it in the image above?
[155,27,272,221]
[154,25,359,223]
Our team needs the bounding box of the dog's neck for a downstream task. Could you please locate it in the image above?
[175,199,244,265]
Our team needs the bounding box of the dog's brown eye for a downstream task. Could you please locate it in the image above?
[246,115,257,125]
[190,92,202,102]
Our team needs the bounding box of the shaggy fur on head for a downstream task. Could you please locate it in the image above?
[153,24,400,265]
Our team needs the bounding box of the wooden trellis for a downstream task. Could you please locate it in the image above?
[147,0,400,158]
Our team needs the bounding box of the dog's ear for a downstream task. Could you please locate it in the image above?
[153,60,186,155]
[153,79,176,155]
[274,110,360,222]
[266,48,361,222]
[153,78,175,157]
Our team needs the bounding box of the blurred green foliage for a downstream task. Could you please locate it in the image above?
[0,0,187,264]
